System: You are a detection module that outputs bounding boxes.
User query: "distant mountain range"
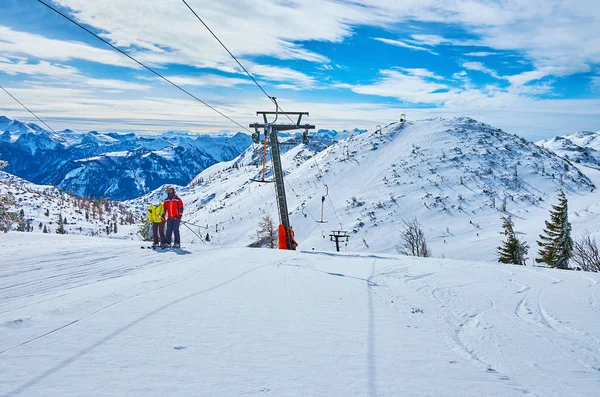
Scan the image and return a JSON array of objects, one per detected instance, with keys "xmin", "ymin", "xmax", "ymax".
[{"xmin": 0, "ymin": 116, "xmax": 252, "ymax": 199}]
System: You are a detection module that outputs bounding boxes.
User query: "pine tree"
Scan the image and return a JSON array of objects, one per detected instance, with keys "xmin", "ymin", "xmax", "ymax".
[
  {"xmin": 0, "ymin": 191, "xmax": 19, "ymax": 232},
  {"xmin": 536, "ymin": 190, "xmax": 573, "ymax": 269},
  {"xmin": 138, "ymin": 221, "xmax": 153, "ymax": 241},
  {"xmin": 497, "ymin": 216, "xmax": 529, "ymax": 265},
  {"xmin": 16, "ymin": 209, "xmax": 26, "ymax": 232},
  {"xmin": 43, "ymin": 225, "xmax": 48, "ymax": 233},
  {"xmin": 56, "ymin": 212, "xmax": 66, "ymax": 234}
]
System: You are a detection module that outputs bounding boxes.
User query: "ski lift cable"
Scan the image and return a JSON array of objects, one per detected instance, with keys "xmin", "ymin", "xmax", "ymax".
[
  {"xmin": 283, "ymin": 175, "xmax": 324, "ymax": 231},
  {"xmin": 179, "ymin": 0, "xmax": 298, "ymax": 126},
  {"xmin": 0, "ymin": 85, "xmax": 58, "ymax": 134},
  {"xmin": 36, "ymin": 0, "xmax": 251, "ymax": 134}
]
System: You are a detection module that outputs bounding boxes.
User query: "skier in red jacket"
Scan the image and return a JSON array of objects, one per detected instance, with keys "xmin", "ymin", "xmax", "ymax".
[{"xmin": 162, "ymin": 187, "xmax": 184, "ymax": 248}]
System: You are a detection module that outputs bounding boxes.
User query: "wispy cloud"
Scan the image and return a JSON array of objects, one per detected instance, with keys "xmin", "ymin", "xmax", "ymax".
[
  {"xmin": 462, "ymin": 61, "xmax": 500, "ymax": 79},
  {"xmin": 0, "ymin": 57, "xmax": 149, "ymax": 91},
  {"xmin": 464, "ymin": 52, "xmax": 498, "ymax": 57},
  {"xmin": 373, "ymin": 38, "xmax": 439, "ymax": 55},
  {"xmin": 166, "ymin": 75, "xmax": 253, "ymax": 88},
  {"xmin": 248, "ymin": 64, "xmax": 318, "ymax": 89},
  {"xmin": 407, "ymin": 34, "xmax": 447, "ymax": 46},
  {"xmin": 341, "ymin": 69, "xmax": 450, "ymax": 103},
  {"xmin": 0, "ymin": 58, "xmax": 77, "ymax": 77},
  {"xmin": 0, "ymin": 26, "xmax": 135, "ymax": 68}
]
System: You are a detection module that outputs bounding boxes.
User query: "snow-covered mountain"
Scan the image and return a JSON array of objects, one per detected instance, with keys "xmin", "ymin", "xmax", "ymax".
[
  {"xmin": 0, "ymin": 170, "xmax": 140, "ymax": 237},
  {"xmin": 131, "ymin": 117, "xmax": 598, "ymax": 261},
  {"xmin": 537, "ymin": 131, "xmax": 600, "ymax": 169},
  {"xmin": 0, "ymin": 116, "xmax": 252, "ymax": 199}
]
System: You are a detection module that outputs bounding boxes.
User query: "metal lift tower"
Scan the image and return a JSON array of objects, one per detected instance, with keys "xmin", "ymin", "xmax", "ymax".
[{"xmin": 250, "ymin": 98, "xmax": 315, "ymax": 250}]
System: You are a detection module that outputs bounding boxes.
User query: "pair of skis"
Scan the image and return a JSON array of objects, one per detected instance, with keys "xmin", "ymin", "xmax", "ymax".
[{"xmin": 140, "ymin": 245, "xmax": 184, "ymax": 249}]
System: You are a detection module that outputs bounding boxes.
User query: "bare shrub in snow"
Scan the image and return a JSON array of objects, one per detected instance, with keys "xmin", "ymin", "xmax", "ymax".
[
  {"xmin": 572, "ymin": 233, "xmax": 600, "ymax": 272},
  {"xmin": 396, "ymin": 218, "xmax": 431, "ymax": 257},
  {"xmin": 250, "ymin": 215, "xmax": 276, "ymax": 248}
]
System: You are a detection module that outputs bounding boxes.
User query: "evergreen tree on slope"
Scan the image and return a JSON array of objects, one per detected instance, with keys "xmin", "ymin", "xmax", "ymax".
[
  {"xmin": 536, "ymin": 190, "xmax": 573, "ymax": 269},
  {"xmin": 497, "ymin": 216, "xmax": 529, "ymax": 265},
  {"xmin": 0, "ymin": 159, "xmax": 19, "ymax": 232}
]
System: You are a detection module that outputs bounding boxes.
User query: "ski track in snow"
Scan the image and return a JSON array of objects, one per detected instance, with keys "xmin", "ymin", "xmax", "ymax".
[{"xmin": 371, "ymin": 260, "xmax": 600, "ymax": 397}]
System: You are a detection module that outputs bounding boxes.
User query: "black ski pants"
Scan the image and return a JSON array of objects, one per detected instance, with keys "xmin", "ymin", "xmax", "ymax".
[
  {"xmin": 165, "ymin": 218, "xmax": 181, "ymax": 245},
  {"xmin": 152, "ymin": 222, "xmax": 165, "ymax": 246}
]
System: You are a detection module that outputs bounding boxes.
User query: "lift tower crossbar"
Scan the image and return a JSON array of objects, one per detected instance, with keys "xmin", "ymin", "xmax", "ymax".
[{"xmin": 250, "ymin": 105, "xmax": 315, "ymax": 250}]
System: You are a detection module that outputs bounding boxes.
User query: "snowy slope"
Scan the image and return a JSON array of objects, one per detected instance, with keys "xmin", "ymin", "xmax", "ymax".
[
  {"xmin": 0, "ymin": 171, "xmax": 139, "ymax": 237},
  {"xmin": 1, "ymin": 233, "xmax": 599, "ymax": 397},
  {"xmin": 537, "ymin": 131, "xmax": 600, "ymax": 170},
  {"xmin": 131, "ymin": 117, "xmax": 598, "ymax": 262}
]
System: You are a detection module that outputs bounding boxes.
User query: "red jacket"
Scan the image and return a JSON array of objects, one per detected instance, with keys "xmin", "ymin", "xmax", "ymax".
[{"xmin": 164, "ymin": 194, "xmax": 184, "ymax": 218}]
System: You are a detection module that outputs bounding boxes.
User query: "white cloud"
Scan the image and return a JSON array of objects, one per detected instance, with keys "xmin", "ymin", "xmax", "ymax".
[
  {"xmin": 167, "ymin": 75, "xmax": 253, "ymax": 88},
  {"xmin": 462, "ymin": 61, "xmax": 500, "ymax": 78},
  {"xmin": 248, "ymin": 64, "xmax": 317, "ymax": 88},
  {"xmin": 0, "ymin": 59, "xmax": 77, "ymax": 77},
  {"xmin": 464, "ymin": 52, "xmax": 497, "ymax": 57},
  {"xmin": 373, "ymin": 38, "xmax": 439, "ymax": 55},
  {"xmin": 407, "ymin": 34, "xmax": 447, "ymax": 46},
  {"xmin": 452, "ymin": 71, "xmax": 468, "ymax": 80},
  {"xmin": 340, "ymin": 67, "xmax": 554, "ymax": 109},
  {"xmin": 0, "ymin": 57, "xmax": 149, "ymax": 91},
  {"xmin": 52, "ymin": 0, "xmax": 366, "ymax": 65},
  {"xmin": 0, "ymin": 26, "xmax": 135, "ymax": 68},
  {"xmin": 398, "ymin": 68, "xmax": 445, "ymax": 80},
  {"xmin": 344, "ymin": 69, "xmax": 450, "ymax": 104}
]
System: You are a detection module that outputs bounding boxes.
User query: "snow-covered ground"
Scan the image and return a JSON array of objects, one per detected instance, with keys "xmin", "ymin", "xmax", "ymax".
[{"xmin": 1, "ymin": 233, "xmax": 599, "ymax": 397}]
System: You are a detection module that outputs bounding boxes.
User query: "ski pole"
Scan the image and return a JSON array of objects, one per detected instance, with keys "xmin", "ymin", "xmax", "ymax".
[
  {"xmin": 182, "ymin": 221, "xmax": 205, "ymax": 243},
  {"xmin": 181, "ymin": 220, "xmax": 209, "ymax": 229}
]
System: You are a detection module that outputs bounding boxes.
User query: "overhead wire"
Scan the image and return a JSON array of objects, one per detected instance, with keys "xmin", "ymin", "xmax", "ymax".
[
  {"xmin": 178, "ymin": 0, "xmax": 299, "ymax": 126},
  {"xmin": 0, "ymin": 85, "xmax": 58, "ymax": 134},
  {"xmin": 36, "ymin": 0, "xmax": 251, "ymax": 134}
]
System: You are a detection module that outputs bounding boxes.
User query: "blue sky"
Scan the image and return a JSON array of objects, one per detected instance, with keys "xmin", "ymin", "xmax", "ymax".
[{"xmin": 0, "ymin": 0, "xmax": 599, "ymax": 140}]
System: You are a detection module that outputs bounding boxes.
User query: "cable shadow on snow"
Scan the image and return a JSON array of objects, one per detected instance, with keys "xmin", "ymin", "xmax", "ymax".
[
  {"xmin": 4, "ymin": 257, "xmax": 290, "ymax": 397},
  {"xmin": 367, "ymin": 259, "xmax": 379, "ymax": 397}
]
